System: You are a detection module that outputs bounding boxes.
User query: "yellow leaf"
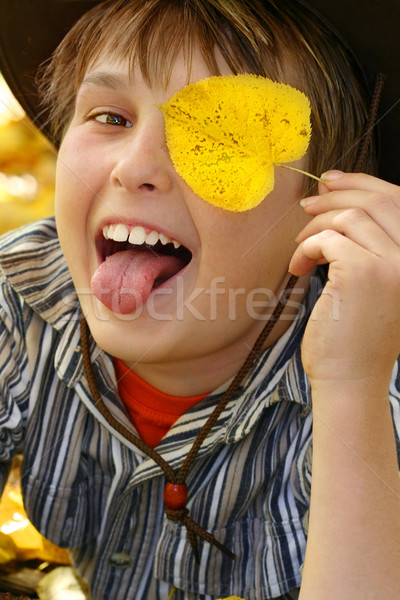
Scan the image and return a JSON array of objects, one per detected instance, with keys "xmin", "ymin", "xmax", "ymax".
[{"xmin": 160, "ymin": 74, "xmax": 311, "ymax": 212}]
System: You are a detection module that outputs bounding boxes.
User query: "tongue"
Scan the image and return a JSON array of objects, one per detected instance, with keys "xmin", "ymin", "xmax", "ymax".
[{"xmin": 91, "ymin": 249, "xmax": 185, "ymax": 314}]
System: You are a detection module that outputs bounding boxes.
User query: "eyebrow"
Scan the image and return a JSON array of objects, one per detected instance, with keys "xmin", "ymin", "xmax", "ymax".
[{"xmin": 80, "ymin": 71, "xmax": 131, "ymax": 91}]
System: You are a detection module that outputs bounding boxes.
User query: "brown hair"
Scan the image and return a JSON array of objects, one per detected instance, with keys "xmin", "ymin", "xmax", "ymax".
[{"xmin": 39, "ymin": 0, "xmax": 376, "ymax": 186}]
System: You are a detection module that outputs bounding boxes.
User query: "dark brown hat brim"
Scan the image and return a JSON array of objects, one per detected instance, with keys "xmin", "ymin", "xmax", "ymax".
[{"xmin": 0, "ymin": 0, "xmax": 399, "ymax": 184}]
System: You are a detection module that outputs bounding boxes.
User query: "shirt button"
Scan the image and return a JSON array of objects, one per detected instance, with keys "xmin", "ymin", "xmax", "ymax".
[{"xmin": 110, "ymin": 552, "xmax": 132, "ymax": 568}]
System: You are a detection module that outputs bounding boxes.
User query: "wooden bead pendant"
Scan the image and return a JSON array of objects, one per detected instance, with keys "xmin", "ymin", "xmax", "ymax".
[{"xmin": 163, "ymin": 482, "xmax": 188, "ymax": 510}]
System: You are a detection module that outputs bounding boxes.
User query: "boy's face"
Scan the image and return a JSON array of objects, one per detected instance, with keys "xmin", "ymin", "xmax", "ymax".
[{"xmin": 55, "ymin": 46, "xmax": 310, "ymax": 393}]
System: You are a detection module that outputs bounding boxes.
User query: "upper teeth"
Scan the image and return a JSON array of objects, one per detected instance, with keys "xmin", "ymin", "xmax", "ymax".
[{"xmin": 103, "ymin": 224, "xmax": 181, "ymax": 249}]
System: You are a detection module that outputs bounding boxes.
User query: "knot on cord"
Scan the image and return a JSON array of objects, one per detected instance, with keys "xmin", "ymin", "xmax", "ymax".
[
  {"xmin": 163, "ymin": 481, "xmax": 235, "ymax": 564},
  {"xmin": 164, "ymin": 506, "xmax": 190, "ymax": 522}
]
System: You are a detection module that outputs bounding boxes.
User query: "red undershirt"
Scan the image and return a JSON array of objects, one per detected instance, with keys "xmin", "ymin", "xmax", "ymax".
[{"xmin": 114, "ymin": 358, "xmax": 208, "ymax": 448}]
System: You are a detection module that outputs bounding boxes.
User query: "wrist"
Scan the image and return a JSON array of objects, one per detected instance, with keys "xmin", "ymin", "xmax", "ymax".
[
  {"xmin": 309, "ymin": 375, "xmax": 391, "ymax": 405},
  {"xmin": 309, "ymin": 381, "xmax": 393, "ymax": 456}
]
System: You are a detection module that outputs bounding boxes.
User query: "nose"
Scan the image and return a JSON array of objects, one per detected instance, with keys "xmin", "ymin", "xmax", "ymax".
[{"xmin": 110, "ymin": 112, "xmax": 174, "ymax": 194}]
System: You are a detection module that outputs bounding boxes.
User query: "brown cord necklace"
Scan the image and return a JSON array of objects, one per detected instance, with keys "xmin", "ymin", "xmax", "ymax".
[
  {"xmin": 353, "ymin": 73, "xmax": 385, "ymax": 172},
  {"xmin": 79, "ymin": 273, "xmax": 298, "ymax": 564}
]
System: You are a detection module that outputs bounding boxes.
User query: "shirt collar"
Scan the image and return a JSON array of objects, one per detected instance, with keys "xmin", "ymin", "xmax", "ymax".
[
  {"xmin": 0, "ymin": 217, "xmax": 78, "ymax": 329},
  {"xmin": 0, "ymin": 218, "xmax": 97, "ymax": 385}
]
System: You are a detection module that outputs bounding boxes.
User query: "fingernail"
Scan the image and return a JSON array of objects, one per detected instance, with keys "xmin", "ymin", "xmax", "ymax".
[
  {"xmin": 300, "ymin": 196, "xmax": 318, "ymax": 208},
  {"xmin": 321, "ymin": 170, "xmax": 344, "ymax": 181}
]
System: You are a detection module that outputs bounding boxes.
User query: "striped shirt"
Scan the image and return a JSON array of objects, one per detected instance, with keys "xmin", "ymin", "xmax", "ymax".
[{"xmin": 0, "ymin": 218, "xmax": 399, "ymax": 600}]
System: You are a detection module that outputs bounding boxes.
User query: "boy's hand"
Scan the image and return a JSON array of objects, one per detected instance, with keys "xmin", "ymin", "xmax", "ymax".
[{"xmin": 289, "ymin": 171, "xmax": 400, "ymax": 393}]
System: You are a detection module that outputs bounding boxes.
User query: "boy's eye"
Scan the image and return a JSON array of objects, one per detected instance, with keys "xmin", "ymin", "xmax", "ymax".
[{"xmin": 93, "ymin": 112, "xmax": 133, "ymax": 128}]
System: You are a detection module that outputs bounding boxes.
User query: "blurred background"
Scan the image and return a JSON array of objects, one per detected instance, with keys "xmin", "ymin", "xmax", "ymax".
[
  {"xmin": 0, "ymin": 72, "xmax": 56, "ymax": 236},
  {"xmin": 0, "ymin": 74, "xmax": 78, "ymax": 598}
]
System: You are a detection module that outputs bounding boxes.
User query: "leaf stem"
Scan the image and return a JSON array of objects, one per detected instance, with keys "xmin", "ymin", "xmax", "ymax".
[{"xmin": 277, "ymin": 163, "xmax": 322, "ymax": 182}]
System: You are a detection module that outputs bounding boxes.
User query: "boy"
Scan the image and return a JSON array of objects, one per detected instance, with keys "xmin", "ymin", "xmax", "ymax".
[{"xmin": 0, "ymin": 1, "xmax": 400, "ymax": 599}]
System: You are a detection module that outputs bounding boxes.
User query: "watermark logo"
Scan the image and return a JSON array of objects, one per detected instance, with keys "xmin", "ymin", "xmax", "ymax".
[{"xmin": 63, "ymin": 274, "xmax": 340, "ymax": 323}]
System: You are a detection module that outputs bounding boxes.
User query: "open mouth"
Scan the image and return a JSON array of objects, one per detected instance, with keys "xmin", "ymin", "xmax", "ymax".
[
  {"xmin": 92, "ymin": 223, "xmax": 193, "ymax": 314},
  {"xmin": 98, "ymin": 223, "xmax": 192, "ymax": 287}
]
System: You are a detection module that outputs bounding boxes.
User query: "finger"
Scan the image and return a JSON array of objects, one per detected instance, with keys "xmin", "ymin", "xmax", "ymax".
[
  {"xmin": 300, "ymin": 184, "xmax": 400, "ymax": 216},
  {"xmin": 318, "ymin": 170, "xmax": 400, "ymax": 196},
  {"xmin": 289, "ymin": 229, "xmax": 343, "ymax": 276},
  {"xmin": 296, "ymin": 206, "xmax": 400, "ymax": 253},
  {"xmin": 302, "ymin": 187, "xmax": 400, "ymax": 217},
  {"xmin": 299, "ymin": 181, "xmax": 400, "ymax": 247},
  {"xmin": 289, "ymin": 229, "xmax": 371, "ymax": 277},
  {"xmin": 302, "ymin": 185, "xmax": 400, "ymax": 227},
  {"xmin": 290, "ymin": 228, "xmax": 400, "ymax": 307}
]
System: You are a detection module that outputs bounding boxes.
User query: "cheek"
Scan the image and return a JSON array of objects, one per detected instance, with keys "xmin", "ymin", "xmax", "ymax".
[
  {"xmin": 55, "ymin": 134, "xmax": 108, "ymax": 255},
  {"xmin": 55, "ymin": 136, "xmax": 98, "ymax": 277},
  {"xmin": 193, "ymin": 220, "xmax": 265, "ymax": 296},
  {"xmin": 56, "ymin": 128, "xmax": 111, "ymax": 208},
  {"xmin": 56, "ymin": 135, "xmax": 93, "ymax": 209},
  {"xmin": 196, "ymin": 198, "xmax": 303, "ymax": 294}
]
